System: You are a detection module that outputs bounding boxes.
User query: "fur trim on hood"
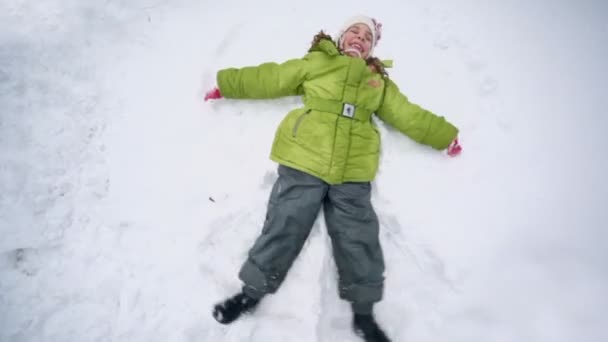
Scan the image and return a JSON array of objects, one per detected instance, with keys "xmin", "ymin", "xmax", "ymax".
[{"xmin": 308, "ymin": 31, "xmax": 389, "ymax": 78}]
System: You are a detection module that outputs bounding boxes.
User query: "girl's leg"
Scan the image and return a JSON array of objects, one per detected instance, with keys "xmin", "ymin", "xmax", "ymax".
[
  {"xmin": 323, "ymin": 182, "xmax": 385, "ymax": 314},
  {"xmin": 323, "ymin": 182, "xmax": 391, "ymax": 340},
  {"xmin": 239, "ymin": 165, "xmax": 328, "ymax": 299}
]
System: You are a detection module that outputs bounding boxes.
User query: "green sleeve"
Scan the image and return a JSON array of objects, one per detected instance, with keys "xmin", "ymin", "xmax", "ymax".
[
  {"xmin": 216, "ymin": 55, "xmax": 310, "ymax": 99},
  {"xmin": 376, "ymin": 79, "xmax": 459, "ymax": 150}
]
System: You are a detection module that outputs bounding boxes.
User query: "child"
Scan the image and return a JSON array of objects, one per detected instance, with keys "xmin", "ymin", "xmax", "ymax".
[{"xmin": 204, "ymin": 15, "xmax": 461, "ymax": 342}]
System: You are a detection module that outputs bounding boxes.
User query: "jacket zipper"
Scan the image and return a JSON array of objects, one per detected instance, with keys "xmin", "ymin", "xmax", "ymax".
[{"xmin": 292, "ymin": 109, "xmax": 311, "ymax": 137}]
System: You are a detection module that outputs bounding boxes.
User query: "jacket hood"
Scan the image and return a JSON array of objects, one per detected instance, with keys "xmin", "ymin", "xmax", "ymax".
[
  {"xmin": 308, "ymin": 31, "xmax": 392, "ymax": 76},
  {"xmin": 308, "ymin": 32, "xmax": 341, "ymax": 56}
]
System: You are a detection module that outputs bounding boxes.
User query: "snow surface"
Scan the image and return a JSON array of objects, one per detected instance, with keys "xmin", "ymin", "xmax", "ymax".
[{"xmin": 1, "ymin": 0, "xmax": 607, "ymax": 341}]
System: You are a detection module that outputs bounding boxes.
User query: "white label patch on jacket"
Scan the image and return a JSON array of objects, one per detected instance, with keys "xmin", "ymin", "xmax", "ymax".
[{"xmin": 342, "ymin": 103, "xmax": 355, "ymax": 118}]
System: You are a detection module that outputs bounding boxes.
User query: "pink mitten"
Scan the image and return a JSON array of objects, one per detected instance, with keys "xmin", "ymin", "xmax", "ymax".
[
  {"xmin": 447, "ymin": 138, "xmax": 462, "ymax": 157},
  {"xmin": 204, "ymin": 87, "xmax": 223, "ymax": 101}
]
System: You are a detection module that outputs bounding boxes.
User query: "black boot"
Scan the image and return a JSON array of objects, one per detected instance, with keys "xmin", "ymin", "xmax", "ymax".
[
  {"xmin": 353, "ymin": 313, "xmax": 391, "ymax": 342},
  {"xmin": 212, "ymin": 292, "xmax": 260, "ymax": 324}
]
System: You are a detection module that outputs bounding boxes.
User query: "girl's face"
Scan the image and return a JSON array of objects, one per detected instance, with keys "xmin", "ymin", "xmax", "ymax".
[{"xmin": 341, "ymin": 23, "xmax": 373, "ymax": 59}]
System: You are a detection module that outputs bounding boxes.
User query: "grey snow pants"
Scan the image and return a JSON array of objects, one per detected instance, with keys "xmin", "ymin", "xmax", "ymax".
[{"xmin": 239, "ymin": 165, "xmax": 385, "ymax": 313}]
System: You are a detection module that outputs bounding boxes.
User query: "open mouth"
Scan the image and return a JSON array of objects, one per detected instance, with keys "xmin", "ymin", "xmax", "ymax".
[{"xmin": 349, "ymin": 42, "xmax": 363, "ymax": 53}]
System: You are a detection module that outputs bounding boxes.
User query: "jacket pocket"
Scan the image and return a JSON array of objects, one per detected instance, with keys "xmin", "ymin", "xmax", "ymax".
[{"xmin": 292, "ymin": 109, "xmax": 311, "ymax": 137}]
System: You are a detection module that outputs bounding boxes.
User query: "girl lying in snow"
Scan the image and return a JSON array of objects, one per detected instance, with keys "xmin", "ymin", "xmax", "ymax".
[{"xmin": 204, "ymin": 15, "xmax": 461, "ymax": 342}]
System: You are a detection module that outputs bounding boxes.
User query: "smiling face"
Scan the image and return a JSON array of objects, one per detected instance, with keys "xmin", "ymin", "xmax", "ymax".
[{"xmin": 340, "ymin": 23, "xmax": 373, "ymax": 59}]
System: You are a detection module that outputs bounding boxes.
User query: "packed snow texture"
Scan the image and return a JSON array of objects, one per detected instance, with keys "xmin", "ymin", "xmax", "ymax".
[{"xmin": 1, "ymin": 0, "xmax": 607, "ymax": 341}]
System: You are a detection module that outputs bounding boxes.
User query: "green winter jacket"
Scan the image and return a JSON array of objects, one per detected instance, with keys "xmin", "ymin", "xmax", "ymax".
[{"xmin": 217, "ymin": 38, "xmax": 458, "ymax": 184}]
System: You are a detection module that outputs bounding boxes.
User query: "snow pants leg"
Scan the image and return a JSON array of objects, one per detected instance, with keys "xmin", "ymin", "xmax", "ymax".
[
  {"xmin": 239, "ymin": 165, "xmax": 328, "ymax": 299},
  {"xmin": 324, "ymin": 182, "xmax": 385, "ymax": 314}
]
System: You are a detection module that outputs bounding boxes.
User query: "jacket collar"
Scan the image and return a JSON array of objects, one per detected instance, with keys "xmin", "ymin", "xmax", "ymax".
[
  {"xmin": 310, "ymin": 38, "xmax": 393, "ymax": 69},
  {"xmin": 309, "ymin": 38, "xmax": 340, "ymax": 56}
]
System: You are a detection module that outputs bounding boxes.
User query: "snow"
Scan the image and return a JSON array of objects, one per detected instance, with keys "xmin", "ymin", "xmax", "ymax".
[{"xmin": 1, "ymin": 0, "xmax": 607, "ymax": 341}]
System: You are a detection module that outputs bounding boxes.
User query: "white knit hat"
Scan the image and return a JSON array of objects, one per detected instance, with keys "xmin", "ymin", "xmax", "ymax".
[{"xmin": 335, "ymin": 15, "xmax": 383, "ymax": 56}]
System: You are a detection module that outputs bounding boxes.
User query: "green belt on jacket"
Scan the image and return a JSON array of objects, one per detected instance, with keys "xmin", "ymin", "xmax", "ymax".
[{"xmin": 303, "ymin": 97, "xmax": 374, "ymax": 122}]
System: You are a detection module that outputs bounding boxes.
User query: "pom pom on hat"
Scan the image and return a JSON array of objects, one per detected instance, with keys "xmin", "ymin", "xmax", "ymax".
[{"xmin": 335, "ymin": 15, "xmax": 383, "ymax": 56}]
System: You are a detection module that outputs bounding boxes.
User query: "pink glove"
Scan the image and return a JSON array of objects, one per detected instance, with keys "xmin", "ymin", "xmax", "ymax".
[
  {"xmin": 447, "ymin": 138, "xmax": 462, "ymax": 157},
  {"xmin": 204, "ymin": 87, "xmax": 223, "ymax": 101}
]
